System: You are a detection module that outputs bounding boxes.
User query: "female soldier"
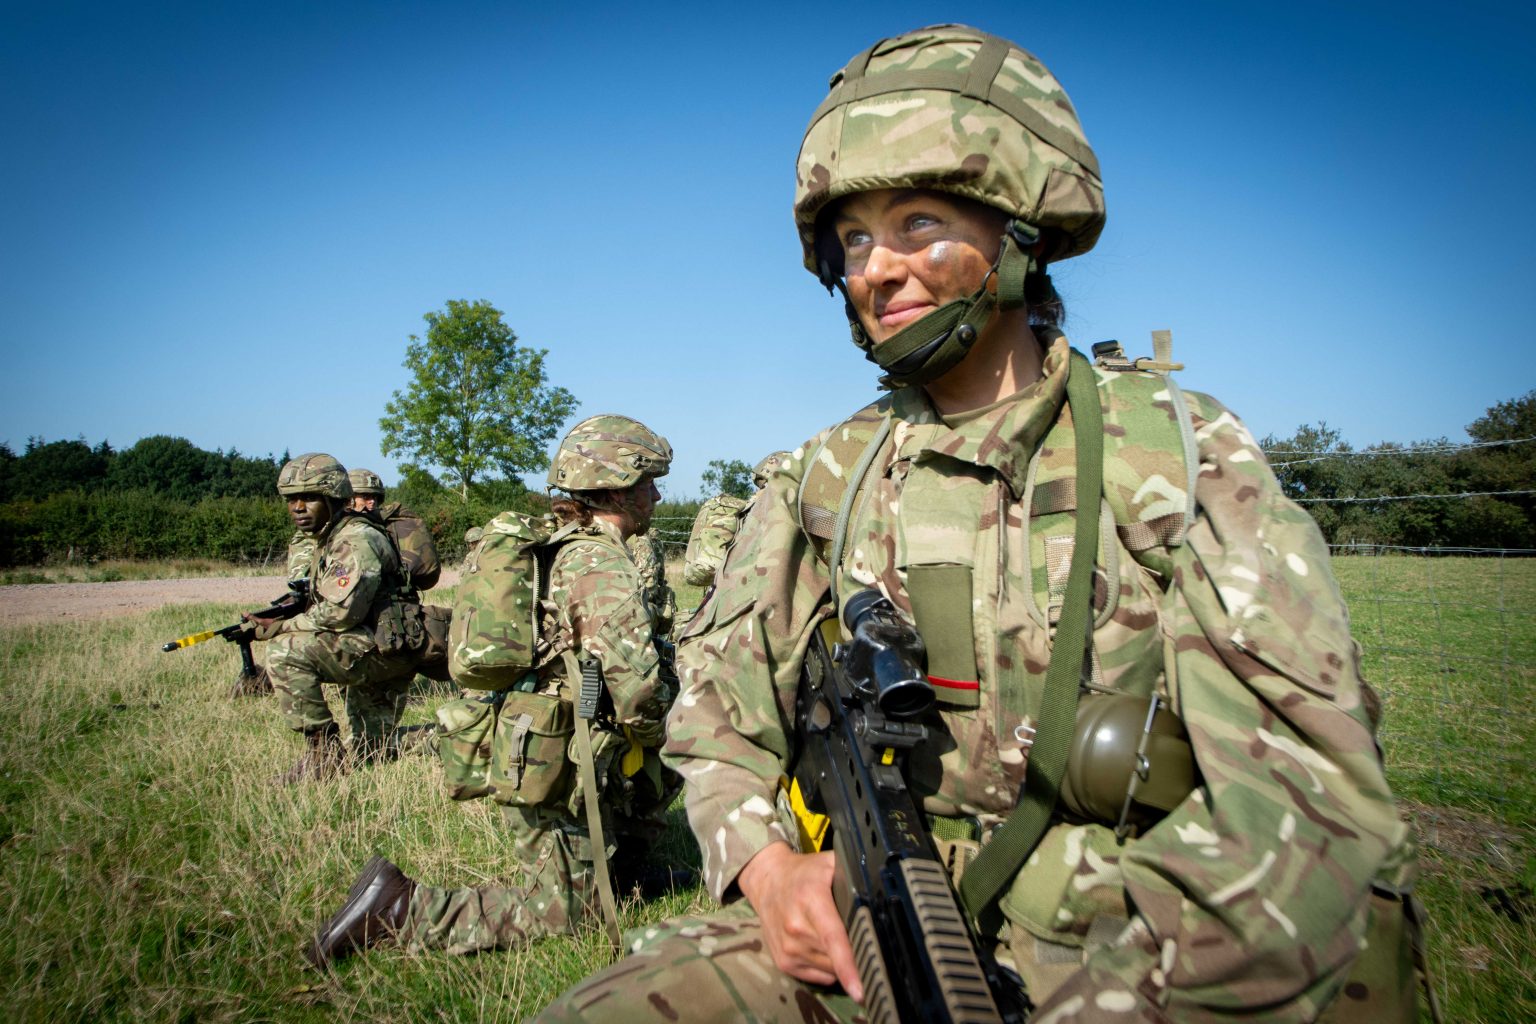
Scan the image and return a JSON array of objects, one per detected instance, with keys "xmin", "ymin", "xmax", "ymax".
[
  {"xmin": 306, "ymin": 414, "xmax": 681, "ymax": 964},
  {"xmin": 539, "ymin": 25, "xmax": 1423, "ymax": 1024}
]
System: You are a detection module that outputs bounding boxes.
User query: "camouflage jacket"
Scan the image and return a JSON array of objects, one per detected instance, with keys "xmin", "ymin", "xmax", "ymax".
[
  {"xmin": 285, "ymin": 512, "xmax": 401, "ymax": 635},
  {"xmin": 626, "ymin": 530, "xmax": 676, "ymax": 637},
  {"xmin": 286, "ymin": 530, "xmax": 317, "ymax": 582},
  {"xmin": 549, "ymin": 520, "xmax": 669, "ymax": 741},
  {"xmin": 667, "ymin": 337, "xmax": 1412, "ymax": 1019}
]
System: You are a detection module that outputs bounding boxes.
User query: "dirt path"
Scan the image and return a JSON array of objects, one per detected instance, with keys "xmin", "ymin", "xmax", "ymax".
[{"xmin": 0, "ymin": 572, "xmax": 460, "ymax": 627}]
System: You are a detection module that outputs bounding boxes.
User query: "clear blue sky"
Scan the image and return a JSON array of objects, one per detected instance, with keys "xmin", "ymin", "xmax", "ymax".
[{"xmin": 3, "ymin": 0, "xmax": 1532, "ymax": 499}]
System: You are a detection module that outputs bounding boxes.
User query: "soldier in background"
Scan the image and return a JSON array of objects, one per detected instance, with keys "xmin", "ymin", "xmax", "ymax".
[
  {"xmin": 259, "ymin": 453, "xmax": 424, "ymax": 783},
  {"xmin": 347, "ymin": 468, "xmax": 442, "ymax": 592},
  {"xmin": 626, "ymin": 529, "xmax": 676, "ymax": 638},
  {"xmin": 538, "ymin": 24, "xmax": 1424, "ymax": 1024},
  {"xmin": 680, "ymin": 450, "xmax": 788, "ymax": 589},
  {"xmin": 306, "ymin": 415, "xmax": 683, "ymax": 966}
]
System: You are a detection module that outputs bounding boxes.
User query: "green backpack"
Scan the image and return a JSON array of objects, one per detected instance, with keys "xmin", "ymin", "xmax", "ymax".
[
  {"xmin": 374, "ymin": 502, "xmax": 442, "ymax": 592},
  {"xmin": 447, "ymin": 510, "xmax": 584, "ymax": 690},
  {"xmin": 683, "ymin": 494, "xmax": 750, "ymax": 586}
]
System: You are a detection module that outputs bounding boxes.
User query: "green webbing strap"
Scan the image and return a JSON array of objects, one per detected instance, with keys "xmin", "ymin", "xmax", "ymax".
[
  {"xmin": 827, "ymin": 413, "xmax": 892, "ymax": 613},
  {"xmin": 958, "ymin": 349, "xmax": 1104, "ymax": 931},
  {"xmin": 566, "ymin": 649, "xmax": 623, "ymax": 953}
]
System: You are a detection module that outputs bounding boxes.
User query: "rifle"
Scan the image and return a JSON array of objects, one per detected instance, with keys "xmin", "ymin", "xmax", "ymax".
[
  {"xmin": 159, "ymin": 580, "xmax": 310, "ymax": 677},
  {"xmin": 788, "ymin": 590, "xmax": 1023, "ymax": 1024}
]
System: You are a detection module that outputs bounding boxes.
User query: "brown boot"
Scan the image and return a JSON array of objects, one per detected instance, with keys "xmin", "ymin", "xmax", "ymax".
[
  {"xmin": 276, "ymin": 722, "xmax": 347, "ymax": 785},
  {"xmin": 307, "ymin": 855, "xmax": 416, "ymax": 968},
  {"xmin": 230, "ymin": 665, "xmax": 273, "ymax": 699}
]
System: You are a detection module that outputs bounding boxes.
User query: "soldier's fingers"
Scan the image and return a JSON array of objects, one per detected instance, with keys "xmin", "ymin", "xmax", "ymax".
[{"xmin": 809, "ymin": 894, "xmax": 862, "ymax": 1003}]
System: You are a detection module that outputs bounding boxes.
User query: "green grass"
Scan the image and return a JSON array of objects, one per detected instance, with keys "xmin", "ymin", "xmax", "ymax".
[
  {"xmin": 0, "ymin": 558, "xmax": 1529, "ymax": 1021},
  {"xmin": 0, "ymin": 557, "xmax": 283, "ymax": 585}
]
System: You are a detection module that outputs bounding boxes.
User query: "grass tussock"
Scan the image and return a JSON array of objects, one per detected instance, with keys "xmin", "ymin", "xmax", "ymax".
[{"xmin": 0, "ymin": 557, "xmax": 1529, "ymax": 1021}]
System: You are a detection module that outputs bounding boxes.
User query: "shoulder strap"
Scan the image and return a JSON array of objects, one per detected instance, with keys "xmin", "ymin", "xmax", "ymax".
[
  {"xmin": 562, "ymin": 647, "xmax": 622, "ymax": 954},
  {"xmin": 797, "ymin": 400, "xmax": 893, "ymax": 612},
  {"xmin": 959, "ymin": 348, "xmax": 1103, "ymax": 932}
]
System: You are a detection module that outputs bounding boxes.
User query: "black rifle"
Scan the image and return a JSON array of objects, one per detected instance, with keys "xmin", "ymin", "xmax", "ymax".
[
  {"xmin": 159, "ymin": 580, "xmax": 310, "ymax": 676},
  {"xmin": 789, "ymin": 590, "xmax": 1023, "ymax": 1024}
]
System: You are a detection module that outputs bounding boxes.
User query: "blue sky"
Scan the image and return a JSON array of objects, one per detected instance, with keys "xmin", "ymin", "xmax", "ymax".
[{"xmin": 3, "ymin": 0, "xmax": 1532, "ymax": 498}]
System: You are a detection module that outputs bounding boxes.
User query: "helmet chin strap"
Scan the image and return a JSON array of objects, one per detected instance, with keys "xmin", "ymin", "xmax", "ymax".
[{"xmin": 825, "ymin": 221, "xmax": 1040, "ymax": 390}]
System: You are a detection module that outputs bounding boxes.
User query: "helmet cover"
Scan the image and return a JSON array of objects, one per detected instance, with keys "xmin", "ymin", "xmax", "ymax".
[
  {"xmin": 277, "ymin": 453, "xmax": 353, "ymax": 501},
  {"xmin": 547, "ymin": 414, "xmax": 672, "ymax": 493},
  {"xmin": 795, "ymin": 24, "xmax": 1104, "ymax": 275},
  {"xmin": 347, "ymin": 468, "xmax": 386, "ymax": 497}
]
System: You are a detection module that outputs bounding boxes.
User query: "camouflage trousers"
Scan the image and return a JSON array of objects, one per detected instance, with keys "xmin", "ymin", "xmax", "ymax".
[
  {"xmin": 533, "ymin": 901, "xmax": 861, "ymax": 1024},
  {"xmin": 266, "ymin": 627, "xmax": 416, "ymax": 744},
  {"xmin": 402, "ymin": 804, "xmax": 596, "ymax": 954}
]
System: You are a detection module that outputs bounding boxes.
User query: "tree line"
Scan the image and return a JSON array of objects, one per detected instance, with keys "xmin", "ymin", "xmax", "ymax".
[
  {"xmin": 1262, "ymin": 390, "xmax": 1534, "ymax": 549},
  {"xmin": 2, "ymin": 291, "xmax": 1528, "ymax": 567}
]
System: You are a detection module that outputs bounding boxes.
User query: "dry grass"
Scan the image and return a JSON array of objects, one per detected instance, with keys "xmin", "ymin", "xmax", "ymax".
[{"xmin": 0, "ymin": 558, "xmax": 1529, "ymax": 1021}]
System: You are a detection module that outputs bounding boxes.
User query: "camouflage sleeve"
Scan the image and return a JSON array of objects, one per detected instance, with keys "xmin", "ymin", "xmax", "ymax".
[
  {"xmin": 665, "ymin": 442, "xmax": 832, "ymax": 901},
  {"xmin": 292, "ymin": 520, "xmax": 390, "ymax": 632},
  {"xmin": 286, "ymin": 531, "xmax": 316, "ymax": 582},
  {"xmin": 549, "ymin": 538, "xmax": 666, "ymax": 737},
  {"xmin": 1036, "ymin": 392, "xmax": 1409, "ymax": 1022}
]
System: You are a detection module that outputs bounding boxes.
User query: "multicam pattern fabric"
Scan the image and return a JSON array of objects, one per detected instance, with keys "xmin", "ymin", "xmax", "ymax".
[
  {"xmin": 538, "ymin": 335, "xmax": 1417, "ymax": 1021},
  {"xmin": 795, "ymin": 24, "xmax": 1105, "ymax": 270},
  {"xmin": 267, "ymin": 512, "xmax": 417, "ymax": 743},
  {"xmin": 681, "ymin": 494, "xmax": 748, "ymax": 587},
  {"xmin": 627, "ymin": 530, "xmax": 676, "ymax": 638},
  {"xmin": 549, "ymin": 414, "xmax": 673, "ymax": 492},
  {"xmin": 404, "ymin": 519, "xmax": 679, "ymax": 953},
  {"xmin": 374, "ymin": 501, "xmax": 442, "ymax": 591},
  {"xmin": 286, "ymin": 530, "xmax": 317, "ymax": 582}
]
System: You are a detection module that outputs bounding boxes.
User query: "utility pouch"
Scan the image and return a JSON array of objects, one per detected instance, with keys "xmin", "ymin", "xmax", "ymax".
[
  {"xmin": 434, "ymin": 692, "xmax": 503, "ymax": 800},
  {"xmin": 416, "ymin": 604, "xmax": 453, "ymax": 680},
  {"xmin": 489, "ymin": 689, "xmax": 574, "ymax": 808}
]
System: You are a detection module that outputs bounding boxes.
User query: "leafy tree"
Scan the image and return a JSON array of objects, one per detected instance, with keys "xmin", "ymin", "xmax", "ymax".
[
  {"xmin": 7, "ymin": 437, "xmax": 112, "ymax": 500},
  {"xmin": 379, "ymin": 300, "xmax": 578, "ymax": 502},
  {"xmin": 701, "ymin": 458, "xmax": 755, "ymax": 500},
  {"xmin": 108, "ymin": 435, "xmax": 215, "ymax": 500}
]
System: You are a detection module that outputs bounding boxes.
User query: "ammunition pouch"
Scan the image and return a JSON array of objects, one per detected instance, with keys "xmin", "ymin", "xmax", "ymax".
[
  {"xmin": 434, "ymin": 693, "xmax": 502, "ymax": 800},
  {"xmin": 489, "ymin": 689, "xmax": 575, "ymax": 808},
  {"xmin": 371, "ymin": 589, "xmax": 427, "ymax": 655}
]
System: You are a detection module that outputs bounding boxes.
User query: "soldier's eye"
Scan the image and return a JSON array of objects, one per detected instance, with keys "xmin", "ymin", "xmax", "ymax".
[{"xmin": 841, "ymin": 228, "xmax": 872, "ymax": 252}]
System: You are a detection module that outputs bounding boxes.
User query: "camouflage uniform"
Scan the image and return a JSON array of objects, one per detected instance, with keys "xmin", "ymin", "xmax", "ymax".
[
  {"xmin": 540, "ymin": 337, "xmax": 1419, "ymax": 1022},
  {"xmin": 267, "ymin": 511, "xmax": 419, "ymax": 748},
  {"xmin": 286, "ymin": 530, "xmax": 317, "ymax": 582},
  {"xmin": 402, "ymin": 518, "xmax": 677, "ymax": 953},
  {"xmin": 627, "ymin": 530, "xmax": 676, "ymax": 637}
]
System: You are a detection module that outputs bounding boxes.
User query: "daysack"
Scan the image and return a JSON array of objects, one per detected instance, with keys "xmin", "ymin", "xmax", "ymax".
[
  {"xmin": 373, "ymin": 502, "xmax": 442, "ymax": 591},
  {"xmin": 448, "ymin": 510, "xmax": 584, "ymax": 690},
  {"xmin": 683, "ymin": 494, "xmax": 750, "ymax": 586}
]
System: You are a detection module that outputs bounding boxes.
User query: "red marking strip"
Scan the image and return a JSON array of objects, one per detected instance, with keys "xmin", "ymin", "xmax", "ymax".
[{"xmin": 928, "ymin": 674, "xmax": 979, "ymax": 690}]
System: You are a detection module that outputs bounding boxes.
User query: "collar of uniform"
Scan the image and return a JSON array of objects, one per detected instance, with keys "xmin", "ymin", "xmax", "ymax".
[
  {"xmin": 584, "ymin": 517, "xmax": 629, "ymax": 550},
  {"xmin": 887, "ymin": 333, "xmax": 1072, "ymax": 500}
]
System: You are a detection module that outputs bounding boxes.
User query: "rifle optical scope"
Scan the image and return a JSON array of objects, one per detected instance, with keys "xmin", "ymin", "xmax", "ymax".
[{"xmin": 840, "ymin": 590, "xmax": 934, "ymax": 719}]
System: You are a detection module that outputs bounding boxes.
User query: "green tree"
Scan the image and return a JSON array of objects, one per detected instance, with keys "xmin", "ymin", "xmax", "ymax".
[
  {"xmin": 378, "ymin": 300, "xmax": 578, "ymax": 502},
  {"xmin": 701, "ymin": 458, "xmax": 755, "ymax": 500}
]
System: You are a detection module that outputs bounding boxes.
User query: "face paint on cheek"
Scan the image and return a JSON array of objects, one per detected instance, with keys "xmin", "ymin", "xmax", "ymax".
[{"xmin": 926, "ymin": 241, "xmax": 951, "ymax": 267}]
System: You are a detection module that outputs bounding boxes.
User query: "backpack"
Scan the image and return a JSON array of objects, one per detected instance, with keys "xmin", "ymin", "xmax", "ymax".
[
  {"xmin": 373, "ymin": 502, "xmax": 442, "ymax": 591},
  {"xmin": 448, "ymin": 510, "xmax": 585, "ymax": 690},
  {"xmin": 683, "ymin": 494, "xmax": 750, "ymax": 586}
]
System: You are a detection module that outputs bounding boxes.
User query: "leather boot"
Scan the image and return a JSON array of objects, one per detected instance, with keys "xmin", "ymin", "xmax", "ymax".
[
  {"xmin": 307, "ymin": 855, "xmax": 416, "ymax": 968},
  {"xmin": 230, "ymin": 665, "xmax": 273, "ymax": 699},
  {"xmin": 276, "ymin": 722, "xmax": 347, "ymax": 785}
]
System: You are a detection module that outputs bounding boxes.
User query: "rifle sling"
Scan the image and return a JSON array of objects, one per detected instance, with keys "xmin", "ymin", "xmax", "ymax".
[
  {"xmin": 959, "ymin": 349, "xmax": 1105, "ymax": 933},
  {"xmin": 564, "ymin": 649, "xmax": 623, "ymax": 953}
]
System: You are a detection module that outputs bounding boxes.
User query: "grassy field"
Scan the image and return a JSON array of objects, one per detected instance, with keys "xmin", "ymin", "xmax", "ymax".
[
  {"xmin": 0, "ymin": 560, "xmax": 1530, "ymax": 1022},
  {"xmin": 0, "ymin": 558, "xmax": 283, "ymax": 585}
]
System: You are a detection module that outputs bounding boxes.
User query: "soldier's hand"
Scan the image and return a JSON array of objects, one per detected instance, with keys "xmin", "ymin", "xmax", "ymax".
[
  {"xmin": 737, "ymin": 841, "xmax": 863, "ymax": 1002},
  {"xmin": 243, "ymin": 613, "xmax": 285, "ymax": 642}
]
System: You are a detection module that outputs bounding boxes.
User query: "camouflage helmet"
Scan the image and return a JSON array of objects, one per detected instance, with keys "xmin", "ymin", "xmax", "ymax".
[
  {"xmin": 752, "ymin": 451, "xmax": 790, "ymax": 489},
  {"xmin": 795, "ymin": 24, "xmax": 1104, "ymax": 275},
  {"xmin": 276, "ymin": 453, "xmax": 353, "ymax": 501},
  {"xmin": 347, "ymin": 467, "xmax": 385, "ymax": 498},
  {"xmin": 547, "ymin": 414, "xmax": 672, "ymax": 493}
]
